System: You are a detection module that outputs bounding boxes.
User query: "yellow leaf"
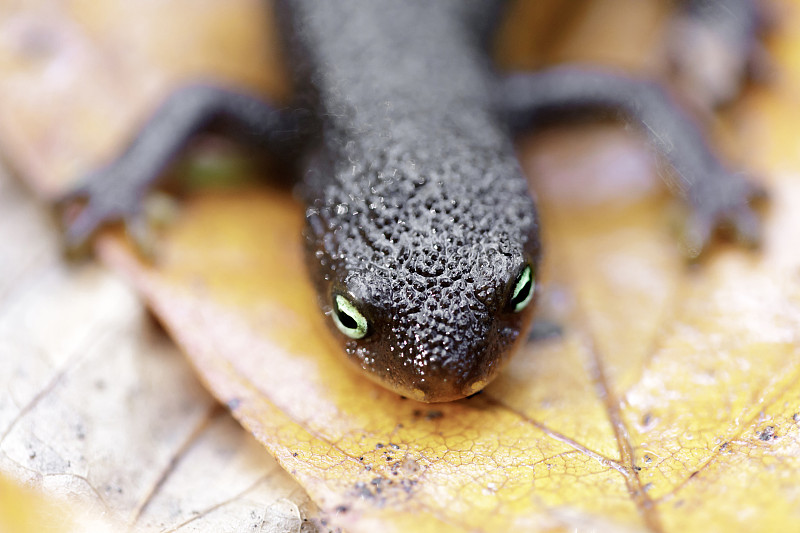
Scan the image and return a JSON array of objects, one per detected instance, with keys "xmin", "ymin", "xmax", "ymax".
[
  {"xmin": 0, "ymin": 474, "xmax": 63, "ymax": 533},
  {"xmin": 93, "ymin": 27, "xmax": 800, "ymax": 527},
  {"xmin": 0, "ymin": 473, "xmax": 116, "ymax": 533}
]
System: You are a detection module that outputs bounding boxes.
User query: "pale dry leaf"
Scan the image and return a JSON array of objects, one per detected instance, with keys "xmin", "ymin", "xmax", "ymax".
[
  {"xmin": 0, "ymin": 164, "xmax": 320, "ymax": 531},
  {"xmin": 0, "ymin": 0, "xmax": 320, "ymax": 530}
]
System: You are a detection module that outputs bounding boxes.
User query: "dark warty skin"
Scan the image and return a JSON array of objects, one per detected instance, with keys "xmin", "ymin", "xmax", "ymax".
[{"xmin": 62, "ymin": 0, "xmax": 765, "ymax": 402}]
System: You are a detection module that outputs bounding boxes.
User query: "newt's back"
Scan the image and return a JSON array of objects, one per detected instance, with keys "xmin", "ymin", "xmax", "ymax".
[{"xmin": 277, "ymin": 0, "xmax": 541, "ymax": 402}]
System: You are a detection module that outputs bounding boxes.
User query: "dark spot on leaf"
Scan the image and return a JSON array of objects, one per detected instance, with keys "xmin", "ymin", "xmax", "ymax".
[
  {"xmin": 353, "ymin": 481, "xmax": 372, "ymax": 499},
  {"xmin": 226, "ymin": 398, "xmax": 241, "ymax": 410},
  {"xmin": 399, "ymin": 456, "xmax": 420, "ymax": 475},
  {"xmin": 400, "ymin": 479, "xmax": 418, "ymax": 494},
  {"xmin": 759, "ymin": 426, "xmax": 777, "ymax": 441},
  {"xmin": 425, "ymin": 410, "xmax": 444, "ymax": 420}
]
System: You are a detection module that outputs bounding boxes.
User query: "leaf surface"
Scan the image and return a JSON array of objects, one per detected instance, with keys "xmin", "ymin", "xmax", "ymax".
[
  {"xmin": 96, "ymin": 10, "xmax": 800, "ymax": 529},
  {"xmin": 0, "ymin": 1, "xmax": 317, "ymax": 531},
  {"xmin": 2, "ymin": 0, "xmax": 800, "ymax": 532}
]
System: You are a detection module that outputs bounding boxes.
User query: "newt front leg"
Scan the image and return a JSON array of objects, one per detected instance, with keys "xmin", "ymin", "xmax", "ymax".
[
  {"xmin": 498, "ymin": 67, "xmax": 765, "ymax": 259},
  {"xmin": 60, "ymin": 85, "xmax": 301, "ymax": 250}
]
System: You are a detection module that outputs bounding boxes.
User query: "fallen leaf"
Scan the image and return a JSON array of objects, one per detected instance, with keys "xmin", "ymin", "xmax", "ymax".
[
  {"xmin": 94, "ymin": 6, "xmax": 800, "ymax": 530},
  {"xmin": 0, "ymin": 161, "xmax": 321, "ymax": 531},
  {"xmin": 93, "ymin": 129, "xmax": 800, "ymax": 532},
  {"xmin": 3, "ymin": 0, "xmax": 800, "ymax": 532},
  {"xmin": 0, "ymin": 1, "xmax": 319, "ymax": 531}
]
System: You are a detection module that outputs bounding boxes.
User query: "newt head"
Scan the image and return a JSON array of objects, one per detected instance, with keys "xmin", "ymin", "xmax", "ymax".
[{"xmin": 304, "ymin": 144, "xmax": 541, "ymax": 402}]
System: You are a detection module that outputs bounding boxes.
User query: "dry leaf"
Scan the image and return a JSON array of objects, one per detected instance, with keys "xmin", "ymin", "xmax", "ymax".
[
  {"xmin": 3, "ymin": 0, "xmax": 800, "ymax": 532},
  {"xmin": 0, "ymin": 1, "xmax": 319, "ymax": 531},
  {"xmin": 95, "ymin": 8, "xmax": 800, "ymax": 531},
  {"xmin": 0, "ymin": 162, "xmax": 321, "ymax": 531},
  {"xmin": 93, "ymin": 121, "xmax": 800, "ymax": 531}
]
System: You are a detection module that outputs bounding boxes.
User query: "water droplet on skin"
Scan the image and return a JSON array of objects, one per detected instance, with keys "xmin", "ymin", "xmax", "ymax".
[
  {"xmin": 408, "ymin": 388, "xmax": 427, "ymax": 402},
  {"xmin": 469, "ymin": 379, "xmax": 488, "ymax": 395}
]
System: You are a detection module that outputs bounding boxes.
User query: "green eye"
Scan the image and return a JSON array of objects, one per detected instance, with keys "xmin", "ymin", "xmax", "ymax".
[
  {"xmin": 510, "ymin": 264, "xmax": 535, "ymax": 313},
  {"xmin": 332, "ymin": 294, "xmax": 369, "ymax": 339}
]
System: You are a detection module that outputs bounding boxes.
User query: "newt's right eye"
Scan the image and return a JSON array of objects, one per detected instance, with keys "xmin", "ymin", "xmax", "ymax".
[
  {"xmin": 509, "ymin": 264, "xmax": 535, "ymax": 313},
  {"xmin": 332, "ymin": 294, "xmax": 369, "ymax": 339}
]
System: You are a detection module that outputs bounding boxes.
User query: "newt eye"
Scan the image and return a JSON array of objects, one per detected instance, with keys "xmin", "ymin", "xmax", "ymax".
[
  {"xmin": 332, "ymin": 294, "xmax": 369, "ymax": 339},
  {"xmin": 509, "ymin": 264, "xmax": 535, "ymax": 313}
]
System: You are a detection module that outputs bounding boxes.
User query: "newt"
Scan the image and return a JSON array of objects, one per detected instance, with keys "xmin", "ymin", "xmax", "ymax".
[{"xmin": 62, "ymin": 0, "xmax": 765, "ymax": 402}]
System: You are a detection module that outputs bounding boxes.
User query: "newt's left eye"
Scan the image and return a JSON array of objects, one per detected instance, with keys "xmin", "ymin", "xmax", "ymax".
[
  {"xmin": 509, "ymin": 264, "xmax": 535, "ymax": 313},
  {"xmin": 332, "ymin": 294, "xmax": 369, "ymax": 339}
]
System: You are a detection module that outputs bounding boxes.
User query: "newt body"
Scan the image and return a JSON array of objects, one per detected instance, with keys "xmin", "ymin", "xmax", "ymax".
[{"xmin": 65, "ymin": 0, "xmax": 765, "ymax": 402}]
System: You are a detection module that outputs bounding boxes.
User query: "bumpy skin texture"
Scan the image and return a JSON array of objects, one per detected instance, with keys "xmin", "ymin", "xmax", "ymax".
[
  {"xmin": 62, "ymin": 0, "xmax": 764, "ymax": 403},
  {"xmin": 278, "ymin": 0, "xmax": 540, "ymax": 401}
]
